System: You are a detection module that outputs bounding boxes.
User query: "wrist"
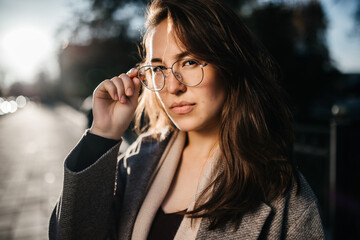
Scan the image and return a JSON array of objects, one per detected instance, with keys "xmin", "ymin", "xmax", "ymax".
[{"xmin": 89, "ymin": 126, "xmax": 123, "ymax": 141}]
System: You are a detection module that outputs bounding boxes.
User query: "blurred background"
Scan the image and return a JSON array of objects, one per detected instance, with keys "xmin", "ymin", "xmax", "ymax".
[{"xmin": 0, "ymin": 0, "xmax": 359, "ymax": 239}]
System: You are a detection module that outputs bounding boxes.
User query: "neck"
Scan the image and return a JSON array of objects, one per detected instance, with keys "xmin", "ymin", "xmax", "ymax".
[{"xmin": 184, "ymin": 126, "xmax": 220, "ymax": 159}]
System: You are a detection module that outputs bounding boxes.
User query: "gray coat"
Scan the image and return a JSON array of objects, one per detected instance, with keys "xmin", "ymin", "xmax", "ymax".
[{"xmin": 49, "ymin": 132, "xmax": 325, "ymax": 239}]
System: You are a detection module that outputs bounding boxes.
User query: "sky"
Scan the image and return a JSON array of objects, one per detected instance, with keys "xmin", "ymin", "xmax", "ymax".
[
  {"xmin": 322, "ymin": 0, "xmax": 360, "ymax": 73},
  {"xmin": 0, "ymin": 0, "xmax": 359, "ymax": 87}
]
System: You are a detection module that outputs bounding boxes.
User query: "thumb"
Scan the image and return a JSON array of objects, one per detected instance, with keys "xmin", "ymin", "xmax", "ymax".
[
  {"xmin": 133, "ymin": 76, "xmax": 142, "ymax": 98},
  {"xmin": 127, "ymin": 75, "xmax": 142, "ymax": 107},
  {"xmin": 126, "ymin": 67, "xmax": 138, "ymax": 78}
]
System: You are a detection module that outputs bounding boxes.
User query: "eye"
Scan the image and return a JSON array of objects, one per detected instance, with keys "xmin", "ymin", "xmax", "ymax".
[
  {"xmin": 183, "ymin": 60, "xmax": 199, "ymax": 67},
  {"xmin": 153, "ymin": 65, "xmax": 166, "ymax": 72}
]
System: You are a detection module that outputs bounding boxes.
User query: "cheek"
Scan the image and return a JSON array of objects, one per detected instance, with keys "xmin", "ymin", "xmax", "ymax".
[
  {"xmin": 201, "ymin": 68, "xmax": 224, "ymax": 94},
  {"xmin": 157, "ymin": 92, "xmax": 169, "ymax": 106},
  {"xmin": 201, "ymin": 77, "xmax": 226, "ymax": 106}
]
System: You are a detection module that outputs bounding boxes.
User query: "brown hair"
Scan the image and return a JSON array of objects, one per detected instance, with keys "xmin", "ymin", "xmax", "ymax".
[{"xmin": 135, "ymin": 0, "xmax": 298, "ymax": 229}]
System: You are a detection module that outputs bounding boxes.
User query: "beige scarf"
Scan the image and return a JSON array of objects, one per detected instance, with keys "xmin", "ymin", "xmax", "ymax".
[{"xmin": 131, "ymin": 130, "xmax": 218, "ymax": 240}]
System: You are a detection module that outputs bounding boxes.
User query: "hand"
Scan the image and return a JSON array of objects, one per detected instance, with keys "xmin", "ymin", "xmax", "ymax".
[{"xmin": 89, "ymin": 68, "xmax": 141, "ymax": 140}]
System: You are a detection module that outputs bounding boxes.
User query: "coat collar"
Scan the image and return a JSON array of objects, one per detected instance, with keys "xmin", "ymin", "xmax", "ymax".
[
  {"xmin": 116, "ymin": 130, "xmax": 174, "ymax": 240},
  {"xmin": 132, "ymin": 131, "xmax": 185, "ymax": 239}
]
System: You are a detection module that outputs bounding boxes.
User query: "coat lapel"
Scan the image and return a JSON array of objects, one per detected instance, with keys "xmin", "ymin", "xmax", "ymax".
[
  {"xmin": 116, "ymin": 132, "xmax": 173, "ymax": 240},
  {"xmin": 132, "ymin": 131, "xmax": 185, "ymax": 239}
]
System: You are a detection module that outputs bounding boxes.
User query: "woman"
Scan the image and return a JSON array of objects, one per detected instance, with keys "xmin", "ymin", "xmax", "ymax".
[{"xmin": 49, "ymin": 0, "xmax": 325, "ymax": 239}]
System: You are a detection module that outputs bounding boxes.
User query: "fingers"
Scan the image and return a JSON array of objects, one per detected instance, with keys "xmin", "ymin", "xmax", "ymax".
[
  {"xmin": 111, "ymin": 75, "xmax": 133, "ymax": 104},
  {"xmin": 127, "ymin": 68, "xmax": 142, "ymax": 98},
  {"xmin": 96, "ymin": 79, "xmax": 119, "ymax": 100},
  {"xmin": 133, "ymin": 76, "xmax": 141, "ymax": 97},
  {"xmin": 119, "ymin": 73, "xmax": 134, "ymax": 96},
  {"xmin": 108, "ymin": 68, "xmax": 139, "ymax": 104},
  {"xmin": 94, "ymin": 68, "xmax": 140, "ymax": 104},
  {"xmin": 111, "ymin": 76, "xmax": 126, "ymax": 103}
]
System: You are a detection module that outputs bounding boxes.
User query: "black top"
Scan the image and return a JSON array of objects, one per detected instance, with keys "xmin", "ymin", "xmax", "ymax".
[
  {"xmin": 147, "ymin": 207, "xmax": 184, "ymax": 240},
  {"xmin": 74, "ymin": 131, "xmax": 119, "ymax": 171}
]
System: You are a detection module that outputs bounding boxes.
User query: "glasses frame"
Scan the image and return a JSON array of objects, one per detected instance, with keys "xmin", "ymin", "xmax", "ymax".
[{"xmin": 138, "ymin": 59, "xmax": 208, "ymax": 92}]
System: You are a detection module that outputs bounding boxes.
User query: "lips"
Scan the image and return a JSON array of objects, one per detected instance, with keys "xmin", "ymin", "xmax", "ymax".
[{"xmin": 170, "ymin": 101, "xmax": 196, "ymax": 114}]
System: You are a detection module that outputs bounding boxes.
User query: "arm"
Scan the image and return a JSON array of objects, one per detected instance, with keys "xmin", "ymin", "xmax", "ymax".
[
  {"xmin": 49, "ymin": 68, "xmax": 141, "ymax": 239},
  {"xmin": 49, "ymin": 131, "xmax": 121, "ymax": 240}
]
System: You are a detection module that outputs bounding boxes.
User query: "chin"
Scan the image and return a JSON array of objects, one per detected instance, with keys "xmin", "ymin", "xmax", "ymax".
[{"xmin": 171, "ymin": 119, "xmax": 204, "ymax": 132}]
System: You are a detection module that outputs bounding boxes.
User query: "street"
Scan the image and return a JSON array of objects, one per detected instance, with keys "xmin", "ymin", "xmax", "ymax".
[{"xmin": 0, "ymin": 102, "xmax": 87, "ymax": 239}]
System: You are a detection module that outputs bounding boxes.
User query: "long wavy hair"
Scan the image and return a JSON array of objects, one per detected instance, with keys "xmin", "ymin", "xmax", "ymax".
[{"xmin": 135, "ymin": 0, "xmax": 298, "ymax": 229}]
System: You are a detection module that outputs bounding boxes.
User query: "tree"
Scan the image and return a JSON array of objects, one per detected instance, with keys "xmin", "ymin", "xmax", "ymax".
[{"xmin": 246, "ymin": 1, "xmax": 340, "ymax": 121}]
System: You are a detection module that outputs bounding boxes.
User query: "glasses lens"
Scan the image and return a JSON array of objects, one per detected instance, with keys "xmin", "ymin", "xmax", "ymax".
[
  {"xmin": 172, "ymin": 59, "xmax": 204, "ymax": 86},
  {"xmin": 138, "ymin": 66, "xmax": 164, "ymax": 91}
]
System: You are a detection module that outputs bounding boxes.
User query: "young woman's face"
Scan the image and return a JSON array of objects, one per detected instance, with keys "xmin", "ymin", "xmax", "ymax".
[{"xmin": 148, "ymin": 19, "xmax": 226, "ymax": 133}]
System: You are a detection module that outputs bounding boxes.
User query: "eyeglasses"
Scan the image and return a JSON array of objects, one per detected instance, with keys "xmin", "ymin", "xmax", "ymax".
[{"xmin": 137, "ymin": 59, "xmax": 208, "ymax": 92}]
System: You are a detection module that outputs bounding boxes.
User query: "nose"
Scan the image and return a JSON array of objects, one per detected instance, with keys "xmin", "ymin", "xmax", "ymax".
[{"xmin": 164, "ymin": 70, "xmax": 186, "ymax": 94}]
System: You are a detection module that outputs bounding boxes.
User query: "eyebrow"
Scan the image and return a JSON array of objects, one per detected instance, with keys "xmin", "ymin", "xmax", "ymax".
[{"xmin": 150, "ymin": 51, "xmax": 191, "ymax": 64}]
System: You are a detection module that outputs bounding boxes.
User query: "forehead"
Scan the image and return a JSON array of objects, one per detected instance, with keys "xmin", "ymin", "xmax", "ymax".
[{"xmin": 148, "ymin": 19, "xmax": 186, "ymax": 62}]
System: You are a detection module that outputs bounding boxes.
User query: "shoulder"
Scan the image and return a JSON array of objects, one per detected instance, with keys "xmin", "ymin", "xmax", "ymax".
[
  {"xmin": 197, "ymin": 172, "xmax": 325, "ymax": 239},
  {"xmin": 268, "ymin": 172, "xmax": 325, "ymax": 239},
  {"xmin": 288, "ymin": 173, "xmax": 320, "ymax": 212},
  {"xmin": 282, "ymin": 173, "xmax": 322, "ymax": 222}
]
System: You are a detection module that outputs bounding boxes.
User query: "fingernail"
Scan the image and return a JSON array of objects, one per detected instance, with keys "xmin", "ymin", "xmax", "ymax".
[
  {"xmin": 126, "ymin": 68, "xmax": 136, "ymax": 74},
  {"xmin": 114, "ymin": 93, "xmax": 119, "ymax": 100},
  {"xmin": 120, "ymin": 95, "xmax": 127, "ymax": 104},
  {"xmin": 126, "ymin": 88, "xmax": 133, "ymax": 96}
]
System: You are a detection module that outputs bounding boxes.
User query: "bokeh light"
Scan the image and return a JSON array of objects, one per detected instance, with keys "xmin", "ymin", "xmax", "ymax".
[
  {"xmin": 16, "ymin": 95, "xmax": 27, "ymax": 108},
  {"xmin": 9, "ymin": 100, "xmax": 17, "ymax": 113},
  {"xmin": 0, "ymin": 101, "xmax": 11, "ymax": 114},
  {"xmin": 0, "ymin": 95, "xmax": 28, "ymax": 115}
]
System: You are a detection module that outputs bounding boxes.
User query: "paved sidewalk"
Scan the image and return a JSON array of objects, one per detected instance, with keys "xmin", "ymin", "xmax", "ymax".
[{"xmin": 0, "ymin": 102, "xmax": 87, "ymax": 239}]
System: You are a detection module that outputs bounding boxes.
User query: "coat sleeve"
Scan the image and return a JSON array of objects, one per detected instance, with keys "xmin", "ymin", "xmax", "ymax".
[{"xmin": 49, "ymin": 132, "xmax": 122, "ymax": 240}]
